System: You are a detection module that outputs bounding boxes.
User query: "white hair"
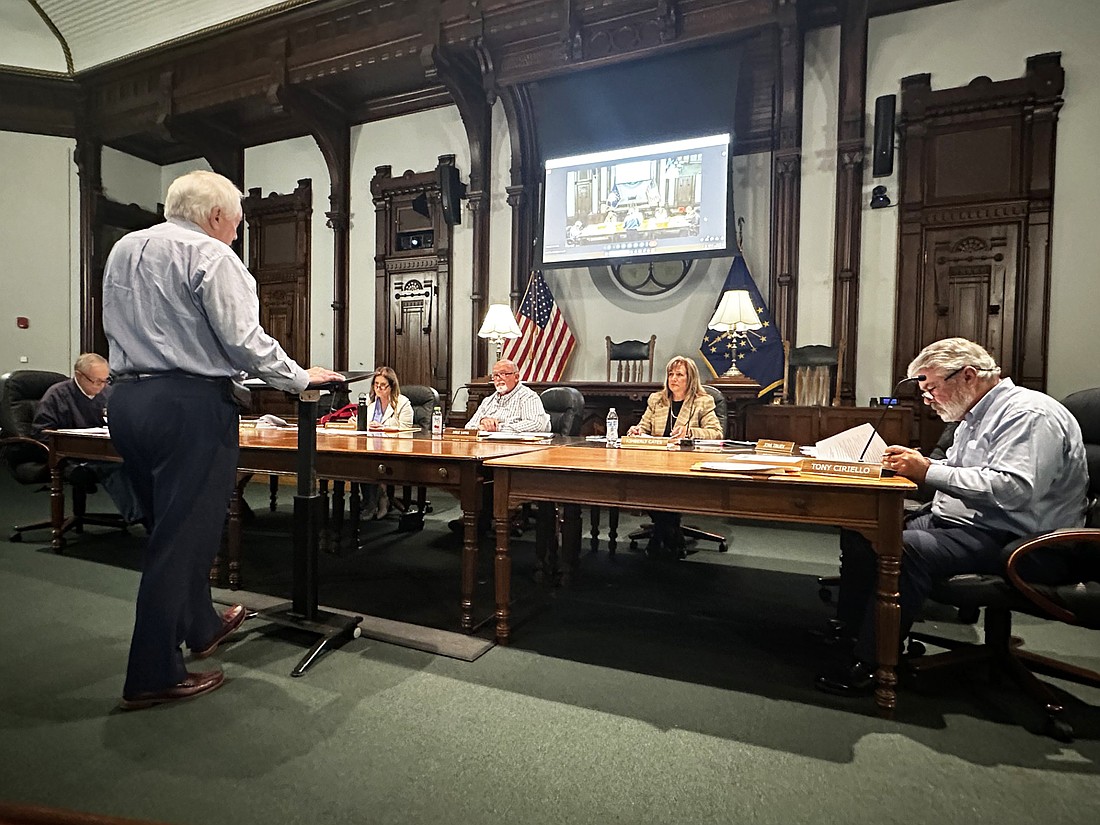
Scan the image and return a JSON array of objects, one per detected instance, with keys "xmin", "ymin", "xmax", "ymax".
[
  {"xmin": 908, "ymin": 337, "xmax": 1000, "ymax": 379},
  {"xmin": 164, "ymin": 170, "xmax": 243, "ymax": 226}
]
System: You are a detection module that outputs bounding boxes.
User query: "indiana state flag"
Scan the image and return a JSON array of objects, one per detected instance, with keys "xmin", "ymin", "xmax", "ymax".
[{"xmin": 700, "ymin": 255, "xmax": 784, "ymax": 397}]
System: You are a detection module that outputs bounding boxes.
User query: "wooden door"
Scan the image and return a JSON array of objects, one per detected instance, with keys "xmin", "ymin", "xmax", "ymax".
[
  {"xmin": 921, "ymin": 225, "xmax": 1017, "ymax": 370},
  {"xmin": 243, "ymin": 180, "xmax": 311, "ymax": 368},
  {"xmin": 895, "ymin": 55, "xmax": 1062, "ymax": 449}
]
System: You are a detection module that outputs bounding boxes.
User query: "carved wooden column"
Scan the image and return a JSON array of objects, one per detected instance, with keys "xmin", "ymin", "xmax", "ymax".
[
  {"xmin": 500, "ymin": 85, "xmax": 540, "ymax": 303},
  {"xmin": 831, "ymin": 0, "xmax": 869, "ymax": 402},
  {"xmin": 424, "ymin": 40, "xmax": 494, "ymax": 377},
  {"xmin": 272, "ymin": 83, "xmax": 351, "ymax": 371},
  {"xmin": 769, "ymin": 1, "xmax": 804, "ymax": 345},
  {"xmin": 74, "ymin": 134, "xmax": 102, "ymax": 354}
]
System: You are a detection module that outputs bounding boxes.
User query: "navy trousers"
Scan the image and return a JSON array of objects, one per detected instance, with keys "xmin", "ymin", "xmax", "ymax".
[
  {"xmin": 836, "ymin": 512, "xmax": 1073, "ymax": 664},
  {"xmin": 108, "ymin": 375, "xmax": 239, "ymax": 696}
]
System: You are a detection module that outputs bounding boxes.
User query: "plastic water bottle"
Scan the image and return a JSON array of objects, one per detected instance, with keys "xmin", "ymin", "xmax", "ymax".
[
  {"xmin": 431, "ymin": 405, "xmax": 443, "ymax": 438},
  {"xmin": 357, "ymin": 393, "xmax": 368, "ymax": 431},
  {"xmin": 605, "ymin": 407, "xmax": 619, "ymax": 446}
]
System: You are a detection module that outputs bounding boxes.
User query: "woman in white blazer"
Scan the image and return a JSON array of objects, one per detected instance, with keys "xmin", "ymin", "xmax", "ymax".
[{"xmin": 362, "ymin": 366, "xmax": 414, "ymax": 519}]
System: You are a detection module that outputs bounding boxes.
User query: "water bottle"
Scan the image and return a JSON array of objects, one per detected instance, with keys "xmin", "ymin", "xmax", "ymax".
[
  {"xmin": 431, "ymin": 405, "xmax": 443, "ymax": 438},
  {"xmin": 357, "ymin": 393, "xmax": 368, "ymax": 431},
  {"xmin": 605, "ymin": 407, "xmax": 619, "ymax": 446}
]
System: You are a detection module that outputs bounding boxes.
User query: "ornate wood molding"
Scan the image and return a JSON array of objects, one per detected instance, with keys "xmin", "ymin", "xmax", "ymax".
[{"xmin": 830, "ymin": 0, "xmax": 868, "ymax": 402}]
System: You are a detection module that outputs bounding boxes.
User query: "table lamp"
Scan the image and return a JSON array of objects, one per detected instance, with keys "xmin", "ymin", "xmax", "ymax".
[
  {"xmin": 477, "ymin": 303, "xmax": 522, "ymax": 362},
  {"xmin": 707, "ymin": 289, "xmax": 762, "ymax": 379}
]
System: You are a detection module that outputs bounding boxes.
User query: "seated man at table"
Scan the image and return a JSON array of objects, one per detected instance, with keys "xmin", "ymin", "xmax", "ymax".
[
  {"xmin": 465, "ymin": 358, "xmax": 550, "ymax": 433},
  {"xmin": 815, "ymin": 337, "xmax": 1088, "ymax": 696},
  {"xmin": 32, "ymin": 352, "xmax": 144, "ymax": 525}
]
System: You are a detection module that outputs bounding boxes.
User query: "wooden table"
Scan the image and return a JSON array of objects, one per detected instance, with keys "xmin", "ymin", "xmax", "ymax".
[
  {"xmin": 47, "ymin": 428, "xmax": 551, "ymax": 632},
  {"xmin": 485, "ymin": 445, "xmax": 915, "ymax": 714}
]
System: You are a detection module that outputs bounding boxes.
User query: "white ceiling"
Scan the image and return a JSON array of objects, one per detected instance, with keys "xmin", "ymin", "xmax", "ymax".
[{"xmin": 0, "ymin": 0, "xmax": 317, "ymax": 74}]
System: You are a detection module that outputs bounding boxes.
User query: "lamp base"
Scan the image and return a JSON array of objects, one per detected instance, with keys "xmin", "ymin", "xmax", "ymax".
[{"xmin": 710, "ymin": 364, "xmax": 758, "ymax": 386}]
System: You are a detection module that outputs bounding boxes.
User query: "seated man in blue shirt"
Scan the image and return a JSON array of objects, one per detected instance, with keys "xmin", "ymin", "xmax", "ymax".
[
  {"xmin": 816, "ymin": 337, "xmax": 1088, "ymax": 696},
  {"xmin": 32, "ymin": 353, "xmax": 144, "ymax": 525}
]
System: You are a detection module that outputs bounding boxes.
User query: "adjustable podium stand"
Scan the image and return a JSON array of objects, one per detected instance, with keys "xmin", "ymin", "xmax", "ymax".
[{"xmin": 258, "ymin": 377, "xmax": 366, "ymax": 676}]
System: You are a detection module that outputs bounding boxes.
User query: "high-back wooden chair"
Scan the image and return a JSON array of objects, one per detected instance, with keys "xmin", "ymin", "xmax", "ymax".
[{"xmin": 606, "ymin": 335, "xmax": 656, "ymax": 382}]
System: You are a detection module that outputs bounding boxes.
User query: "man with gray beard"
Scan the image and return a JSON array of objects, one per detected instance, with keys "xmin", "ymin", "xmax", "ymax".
[{"xmin": 816, "ymin": 337, "xmax": 1088, "ymax": 696}]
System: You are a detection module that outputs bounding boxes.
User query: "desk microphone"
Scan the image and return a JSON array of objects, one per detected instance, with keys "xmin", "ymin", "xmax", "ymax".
[{"xmin": 857, "ymin": 374, "xmax": 925, "ymax": 462}]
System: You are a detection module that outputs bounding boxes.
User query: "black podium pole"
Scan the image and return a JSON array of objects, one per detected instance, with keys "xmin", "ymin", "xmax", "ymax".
[{"xmin": 258, "ymin": 379, "xmax": 365, "ymax": 676}]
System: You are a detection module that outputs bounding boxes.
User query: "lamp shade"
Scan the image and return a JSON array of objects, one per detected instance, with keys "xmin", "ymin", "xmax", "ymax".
[
  {"xmin": 477, "ymin": 304, "xmax": 522, "ymax": 340},
  {"xmin": 707, "ymin": 289, "xmax": 762, "ymax": 333}
]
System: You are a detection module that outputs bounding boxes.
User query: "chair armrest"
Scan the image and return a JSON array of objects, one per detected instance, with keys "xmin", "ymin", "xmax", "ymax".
[
  {"xmin": 1004, "ymin": 528, "xmax": 1100, "ymax": 624},
  {"xmin": 0, "ymin": 434, "xmax": 49, "ymax": 458}
]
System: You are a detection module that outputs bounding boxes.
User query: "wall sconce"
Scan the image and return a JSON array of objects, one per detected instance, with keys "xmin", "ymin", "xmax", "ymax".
[
  {"xmin": 477, "ymin": 303, "xmax": 522, "ymax": 362},
  {"xmin": 707, "ymin": 289, "xmax": 762, "ymax": 379}
]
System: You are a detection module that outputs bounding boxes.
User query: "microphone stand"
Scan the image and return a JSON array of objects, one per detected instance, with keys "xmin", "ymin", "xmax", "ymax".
[{"xmin": 857, "ymin": 375, "xmax": 925, "ymax": 462}]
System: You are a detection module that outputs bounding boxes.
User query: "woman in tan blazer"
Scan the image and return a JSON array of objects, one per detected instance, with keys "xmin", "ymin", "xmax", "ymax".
[{"xmin": 628, "ymin": 356, "xmax": 723, "ymax": 558}]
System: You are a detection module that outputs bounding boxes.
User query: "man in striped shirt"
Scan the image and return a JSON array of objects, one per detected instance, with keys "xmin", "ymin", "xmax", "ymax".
[{"xmin": 465, "ymin": 359, "xmax": 549, "ymax": 433}]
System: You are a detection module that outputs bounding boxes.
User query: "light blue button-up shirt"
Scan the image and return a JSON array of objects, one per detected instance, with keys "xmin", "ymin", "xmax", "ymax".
[
  {"xmin": 102, "ymin": 219, "xmax": 309, "ymax": 394},
  {"xmin": 925, "ymin": 378, "xmax": 1088, "ymax": 536}
]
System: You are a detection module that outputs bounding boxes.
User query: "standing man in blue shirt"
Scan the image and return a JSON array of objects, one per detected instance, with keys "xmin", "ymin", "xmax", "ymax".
[
  {"xmin": 816, "ymin": 337, "xmax": 1088, "ymax": 695},
  {"xmin": 103, "ymin": 170, "xmax": 343, "ymax": 710}
]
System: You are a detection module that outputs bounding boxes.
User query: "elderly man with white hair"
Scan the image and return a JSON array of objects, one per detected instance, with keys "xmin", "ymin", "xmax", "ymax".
[
  {"xmin": 103, "ymin": 170, "xmax": 343, "ymax": 710},
  {"xmin": 816, "ymin": 337, "xmax": 1088, "ymax": 696}
]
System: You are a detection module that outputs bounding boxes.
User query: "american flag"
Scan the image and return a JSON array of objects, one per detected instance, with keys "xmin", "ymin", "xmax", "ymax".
[{"xmin": 501, "ymin": 270, "xmax": 576, "ymax": 382}]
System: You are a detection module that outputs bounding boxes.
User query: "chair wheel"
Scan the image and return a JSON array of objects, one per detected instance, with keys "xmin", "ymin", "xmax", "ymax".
[
  {"xmin": 818, "ymin": 586, "xmax": 834, "ymax": 603},
  {"xmin": 905, "ymin": 639, "xmax": 926, "ymax": 658},
  {"xmin": 1044, "ymin": 715, "xmax": 1074, "ymax": 743},
  {"xmin": 957, "ymin": 606, "xmax": 980, "ymax": 624},
  {"xmin": 718, "ymin": 541, "xmax": 728, "ymax": 552},
  {"xmin": 9, "ymin": 532, "xmax": 22, "ymax": 542}
]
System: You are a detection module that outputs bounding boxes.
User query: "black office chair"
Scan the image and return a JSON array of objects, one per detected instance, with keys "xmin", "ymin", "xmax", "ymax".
[
  {"xmin": 907, "ymin": 388, "xmax": 1100, "ymax": 742},
  {"xmin": 0, "ymin": 369, "xmax": 128, "ymax": 546},
  {"xmin": 540, "ymin": 386, "xmax": 584, "ymax": 438},
  {"xmin": 390, "ymin": 384, "xmax": 441, "ymax": 530},
  {"xmin": 532, "ymin": 387, "xmax": 585, "ymax": 582}
]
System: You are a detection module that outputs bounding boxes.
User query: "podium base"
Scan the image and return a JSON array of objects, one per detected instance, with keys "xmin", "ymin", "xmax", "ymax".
[{"xmin": 258, "ymin": 602, "xmax": 363, "ymax": 677}]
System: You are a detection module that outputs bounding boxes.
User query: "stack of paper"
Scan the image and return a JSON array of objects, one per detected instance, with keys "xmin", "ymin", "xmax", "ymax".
[{"xmin": 815, "ymin": 422, "xmax": 885, "ymax": 464}]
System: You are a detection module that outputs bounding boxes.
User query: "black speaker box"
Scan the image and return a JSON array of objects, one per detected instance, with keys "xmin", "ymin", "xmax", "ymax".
[
  {"xmin": 872, "ymin": 94, "xmax": 896, "ymax": 178},
  {"xmin": 439, "ymin": 166, "xmax": 466, "ymax": 226}
]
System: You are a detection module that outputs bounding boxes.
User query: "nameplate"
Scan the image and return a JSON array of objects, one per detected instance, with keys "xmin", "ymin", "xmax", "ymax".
[
  {"xmin": 443, "ymin": 427, "xmax": 479, "ymax": 440},
  {"xmin": 755, "ymin": 439, "xmax": 797, "ymax": 455},
  {"xmin": 619, "ymin": 435, "xmax": 670, "ymax": 450},
  {"xmin": 323, "ymin": 421, "xmax": 356, "ymax": 430},
  {"xmin": 801, "ymin": 458, "xmax": 886, "ymax": 479}
]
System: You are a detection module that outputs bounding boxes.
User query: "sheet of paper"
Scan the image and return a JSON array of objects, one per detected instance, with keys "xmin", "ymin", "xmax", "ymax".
[
  {"xmin": 54, "ymin": 427, "xmax": 111, "ymax": 437},
  {"xmin": 477, "ymin": 431, "xmax": 554, "ymax": 441},
  {"xmin": 815, "ymin": 422, "xmax": 885, "ymax": 463}
]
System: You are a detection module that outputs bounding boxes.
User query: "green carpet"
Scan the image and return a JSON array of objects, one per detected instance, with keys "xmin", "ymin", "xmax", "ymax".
[{"xmin": 1, "ymin": 473, "xmax": 1099, "ymax": 825}]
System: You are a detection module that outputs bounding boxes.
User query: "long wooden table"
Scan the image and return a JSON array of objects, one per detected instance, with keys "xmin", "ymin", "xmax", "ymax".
[
  {"xmin": 47, "ymin": 428, "xmax": 550, "ymax": 632},
  {"xmin": 485, "ymin": 445, "xmax": 915, "ymax": 714}
]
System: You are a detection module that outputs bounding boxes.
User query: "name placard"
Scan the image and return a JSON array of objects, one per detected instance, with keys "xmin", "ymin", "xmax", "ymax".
[
  {"xmin": 756, "ymin": 439, "xmax": 798, "ymax": 455},
  {"xmin": 801, "ymin": 458, "xmax": 887, "ymax": 479},
  {"xmin": 620, "ymin": 435, "xmax": 671, "ymax": 450},
  {"xmin": 443, "ymin": 427, "xmax": 479, "ymax": 440}
]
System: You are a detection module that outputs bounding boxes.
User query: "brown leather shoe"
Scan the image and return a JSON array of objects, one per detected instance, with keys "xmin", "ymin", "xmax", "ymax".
[
  {"xmin": 119, "ymin": 670, "xmax": 225, "ymax": 711},
  {"xmin": 191, "ymin": 604, "xmax": 248, "ymax": 659}
]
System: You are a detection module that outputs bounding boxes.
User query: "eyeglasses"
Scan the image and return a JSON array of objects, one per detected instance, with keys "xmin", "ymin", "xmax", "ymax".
[
  {"xmin": 77, "ymin": 369, "xmax": 109, "ymax": 387},
  {"xmin": 490, "ymin": 371, "xmax": 517, "ymax": 380},
  {"xmin": 920, "ymin": 366, "xmax": 965, "ymax": 400}
]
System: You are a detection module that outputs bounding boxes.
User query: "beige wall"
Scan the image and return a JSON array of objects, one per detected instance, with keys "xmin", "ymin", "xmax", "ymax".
[
  {"xmin": 0, "ymin": 131, "xmax": 78, "ymax": 374},
  {"xmin": 4, "ymin": 0, "xmax": 1098, "ymax": 406}
]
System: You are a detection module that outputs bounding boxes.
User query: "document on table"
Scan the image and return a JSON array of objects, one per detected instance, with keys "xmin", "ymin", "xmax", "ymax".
[
  {"xmin": 477, "ymin": 431, "xmax": 554, "ymax": 442},
  {"xmin": 815, "ymin": 422, "xmax": 885, "ymax": 464},
  {"xmin": 54, "ymin": 427, "xmax": 111, "ymax": 437}
]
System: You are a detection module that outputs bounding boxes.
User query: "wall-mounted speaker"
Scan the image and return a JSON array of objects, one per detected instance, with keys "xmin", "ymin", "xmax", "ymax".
[
  {"xmin": 872, "ymin": 94, "xmax": 896, "ymax": 178},
  {"xmin": 439, "ymin": 165, "xmax": 466, "ymax": 226}
]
